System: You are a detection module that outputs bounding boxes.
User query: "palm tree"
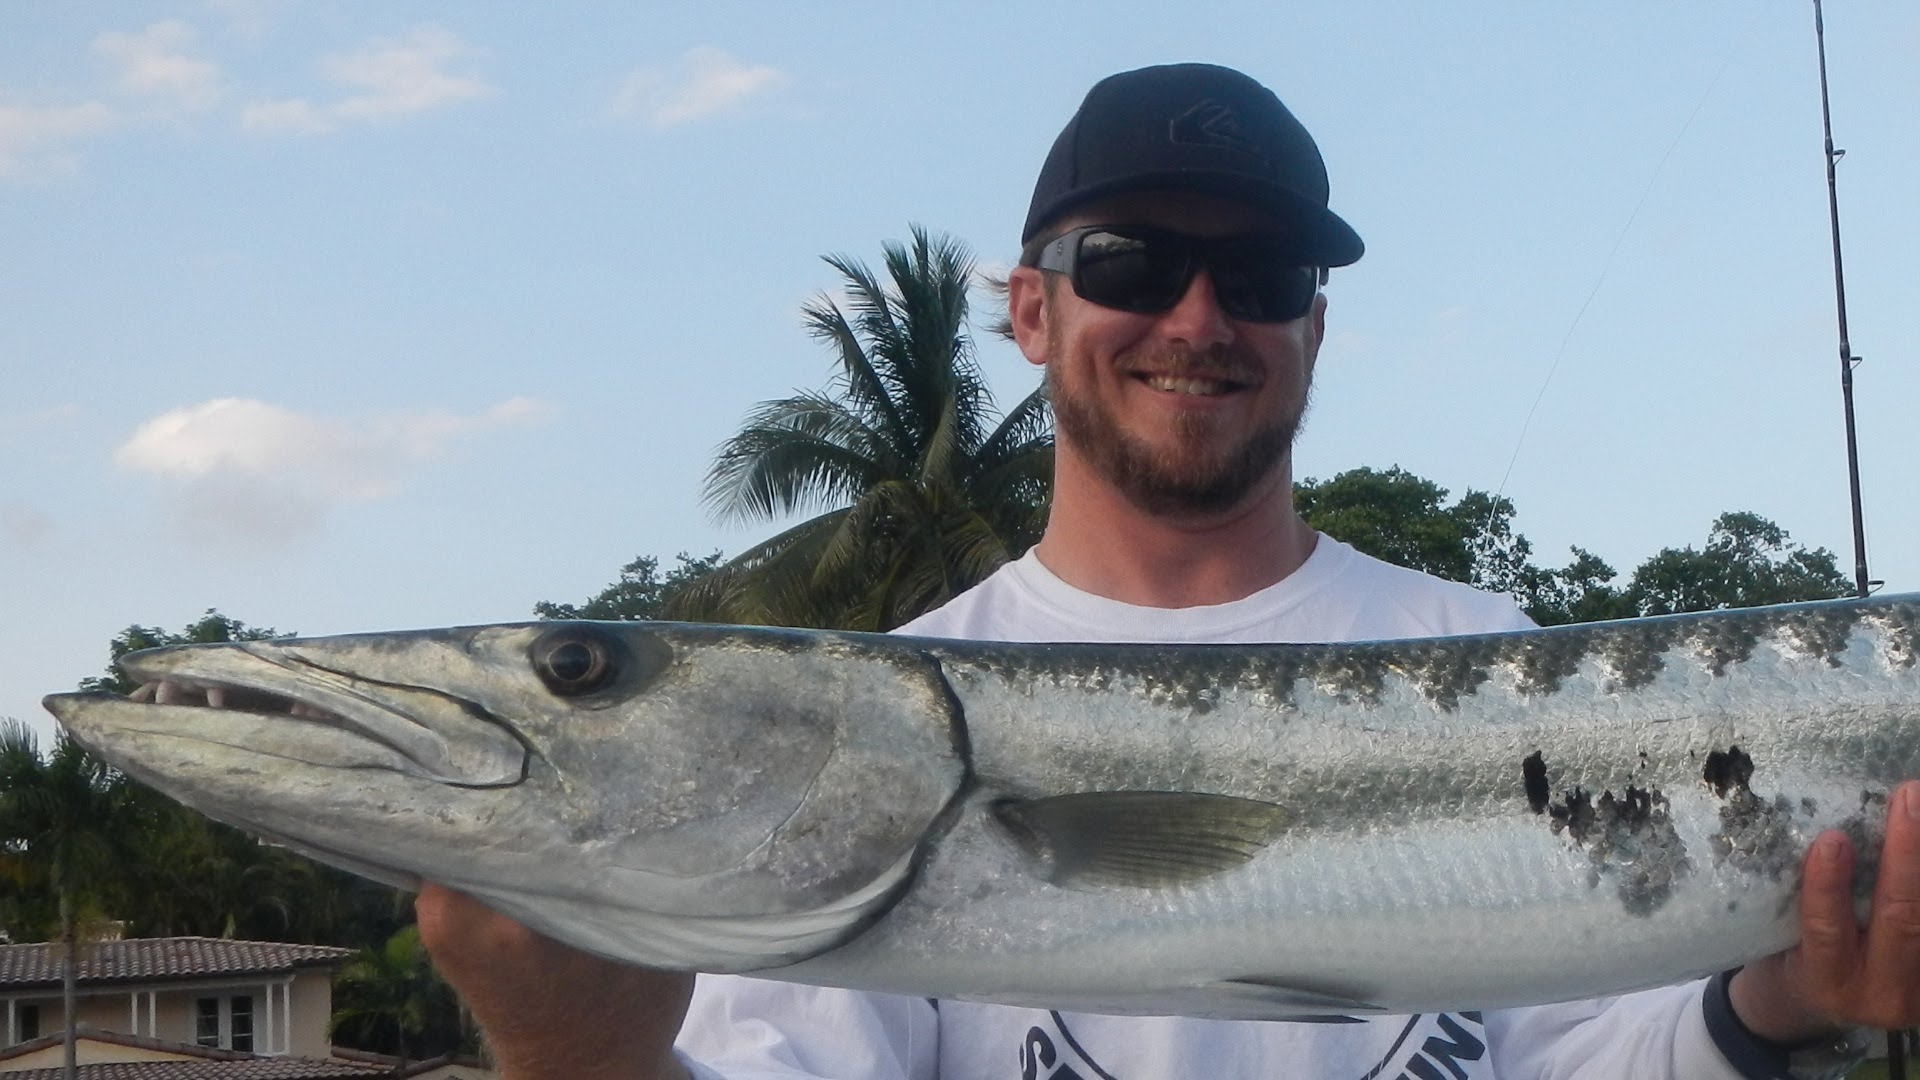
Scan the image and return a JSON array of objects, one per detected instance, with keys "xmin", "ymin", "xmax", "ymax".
[
  {"xmin": 331, "ymin": 924, "xmax": 462, "ymax": 1070},
  {"xmin": 0, "ymin": 720, "xmax": 137, "ymax": 1080},
  {"xmin": 687, "ymin": 226, "xmax": 1053, "ymax": 630}
]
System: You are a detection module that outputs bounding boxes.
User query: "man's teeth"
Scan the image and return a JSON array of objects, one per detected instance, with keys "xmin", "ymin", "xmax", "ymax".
[{"xmin": 1142, "ymin": 374, "xmax": 1233, "ymax": 396}]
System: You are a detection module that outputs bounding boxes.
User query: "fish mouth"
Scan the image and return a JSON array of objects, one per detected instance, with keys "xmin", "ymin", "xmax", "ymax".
[{"xmin": 44, "ymin": 641, "xmax": 527, "ymax": 788}]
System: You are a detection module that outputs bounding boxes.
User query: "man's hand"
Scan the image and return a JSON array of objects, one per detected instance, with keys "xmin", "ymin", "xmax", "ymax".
[
  {"xmin": 1730, "ymin": 779, "xmax": 1920, "ymax": 1042},
  {"xmin": 415, "ymin": 883, "xmax": 695, "ymax": 1080}
]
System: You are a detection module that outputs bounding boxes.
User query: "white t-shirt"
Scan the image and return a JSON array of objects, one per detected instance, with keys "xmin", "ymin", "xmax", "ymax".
[{"xmin": 678, "ymin": 537, "xmax": 1761, "ymax": 1080}]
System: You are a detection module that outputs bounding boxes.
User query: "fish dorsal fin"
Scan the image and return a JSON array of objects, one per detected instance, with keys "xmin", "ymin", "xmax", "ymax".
[{"xmin": 992, "ymin": 790, "xmax": 1290, "ymax": 888}]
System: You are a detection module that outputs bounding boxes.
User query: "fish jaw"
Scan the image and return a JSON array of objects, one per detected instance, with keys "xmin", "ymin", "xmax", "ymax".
[{"xmin": 56, "ymin": 632, "xmax": 530, "ymax": 785}]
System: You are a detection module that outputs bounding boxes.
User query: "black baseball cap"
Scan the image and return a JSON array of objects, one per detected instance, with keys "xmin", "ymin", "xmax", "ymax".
[{"xmin": 1023, "ymin": 63, "xmax": 1363, "ymax": 266}]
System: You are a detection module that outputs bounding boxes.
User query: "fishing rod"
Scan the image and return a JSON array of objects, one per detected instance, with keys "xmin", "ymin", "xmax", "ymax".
[
  {"xmin": 1811, "ymin": 7, "xmax": 1895, "ymax": 1075},
  {"xmin": 1812, "ymin": 0, "xmax": 1873, "ymax": 603}
]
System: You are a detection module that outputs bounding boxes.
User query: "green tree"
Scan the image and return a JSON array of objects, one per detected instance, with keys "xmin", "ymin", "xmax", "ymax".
[
  {"xmin": 1621, "ymin": 511, "xmax": 1851, "ymax": 615},
  {"xmin": 80, "ymin": 610, "xmax": 286, "ymax": 695},
  {"xmin": 1294, "ymin": 467, "xmax": 1847, "ymax": 626},
  {"xmin": 1296, "ymin": 466, "xmax": 1537, "ymax": 595},
  {"xmin": 535, "ymin": 551, "xmax": 726, "ymax": 621},
  {"xmin": 0, "ymin": 721, "xmax": 140, "ymax": 1080},
  {"xmin": 330, "ymin": 924, "xmax": 467, "ymax": 1066},
  {"xmin": 689, "ymin": 226, "xmax": 1053, "ymax": 630}
]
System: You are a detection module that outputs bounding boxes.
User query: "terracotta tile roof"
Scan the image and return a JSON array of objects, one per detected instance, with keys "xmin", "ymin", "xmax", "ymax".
[
  {"xmin": 0, "ymin": 1060, "xmax": 387, "ymax": 1079},
  {"xmin": 0, "ymin": 1029, "xmax": 395, "ymax": 1078},
  {"xmin": 0, "ymin": 937, "xmax": 353, "ymax": 990}
]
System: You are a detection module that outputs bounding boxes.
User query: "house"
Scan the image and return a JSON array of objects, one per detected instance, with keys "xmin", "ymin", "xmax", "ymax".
[
  {"xmin": 0, "ymin": 938, "xmax": 350, "ymax": 1059},
  {"xmin": 0, "ymin": 938, "xmax": 492, "ymax": 1079}
]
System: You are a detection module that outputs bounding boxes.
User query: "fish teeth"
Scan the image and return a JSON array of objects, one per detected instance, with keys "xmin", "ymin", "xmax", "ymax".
[{"xmin": 206, "ymin": 686, "xmax": 227, "ymax": 709}]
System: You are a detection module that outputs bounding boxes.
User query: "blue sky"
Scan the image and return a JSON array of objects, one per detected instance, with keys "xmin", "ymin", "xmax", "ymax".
[{"xmin": 5, "ymin": 2, "xmax": 1917, "ymax": 740}]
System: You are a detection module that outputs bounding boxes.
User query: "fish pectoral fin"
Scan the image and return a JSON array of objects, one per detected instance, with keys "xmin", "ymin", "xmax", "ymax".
[{"xmin": 992, "ymin": 790, "xmax": 1289, "ymax": 888}]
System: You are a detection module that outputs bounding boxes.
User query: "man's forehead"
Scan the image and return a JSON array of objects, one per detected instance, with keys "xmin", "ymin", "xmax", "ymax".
[{"xmin": 1051, "ymin": 190, "xmax": 1294, "ymax": 238}]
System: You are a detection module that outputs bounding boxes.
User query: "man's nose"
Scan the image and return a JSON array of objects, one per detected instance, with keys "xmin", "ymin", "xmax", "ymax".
[{"xmin": 1157, "ymin": 269, "xmax": 1237, "ymax": 349}]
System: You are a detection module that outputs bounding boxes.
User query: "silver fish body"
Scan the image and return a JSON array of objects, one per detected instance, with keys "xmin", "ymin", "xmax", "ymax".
[{"xmin": 43, "ymin": 596, "xmax": 1920, "ymax": 1019}]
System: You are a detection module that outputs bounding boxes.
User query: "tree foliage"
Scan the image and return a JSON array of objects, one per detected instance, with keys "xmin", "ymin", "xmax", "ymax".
[
  {"xmin": 535, "ymin": 552, "xmax": 726, "ymax": 621},
  {"xmin": 330, "ymin": 924, "xmax": 470, "ymax": 1063},
  {"xmin": 685, "ymin": 226, "xmax": 1053, "ymax": 631},
  {"xmin": 1298, "ymin": 466, "xmax": 1851, "ymax": 625}
]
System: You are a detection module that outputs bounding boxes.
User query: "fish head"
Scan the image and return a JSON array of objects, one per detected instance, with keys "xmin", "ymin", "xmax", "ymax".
[{"xmin": 43, "ymin": 621, "xmax": 968, "ymax": 971}]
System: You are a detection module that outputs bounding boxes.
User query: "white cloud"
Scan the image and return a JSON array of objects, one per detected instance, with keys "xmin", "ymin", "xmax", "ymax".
[
  {"xmin": 115, "ymin": 397, "xmax": 551, "ymax": 543},
  {"xmin": 92, "ymin": 21, "xmax": 223, "ymax": 111},
  {"xmin": 0, "ymin": 102, "xmax": 118, "ymax": 177},
  {"xmin": 243, "ymin": 26, "xmax": 491, "ymax": 135},
  {"xmin": 611, "ymin": 47, "xmax": 782, "ymax": 128}
]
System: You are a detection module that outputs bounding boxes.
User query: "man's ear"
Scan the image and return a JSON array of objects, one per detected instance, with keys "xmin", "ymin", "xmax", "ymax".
[
  {"xmin": 1007, "ymin": 266, "xmax": 1050, "ymax": 368},
  {"xmin": 1303, "ymin": 290, "xmax": 1328, "ymax": 379}
]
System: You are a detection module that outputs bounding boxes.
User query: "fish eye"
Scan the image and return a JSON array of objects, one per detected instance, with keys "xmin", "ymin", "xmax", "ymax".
[{"xmin": 532, "ymin": 630, "xmax": 620, "ymax": 697}]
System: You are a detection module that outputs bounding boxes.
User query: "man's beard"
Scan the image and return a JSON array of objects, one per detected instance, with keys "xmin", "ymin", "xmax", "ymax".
[{"xmin": 1048, "ymin": 345, "xmax": 1307, "ymax": 518}]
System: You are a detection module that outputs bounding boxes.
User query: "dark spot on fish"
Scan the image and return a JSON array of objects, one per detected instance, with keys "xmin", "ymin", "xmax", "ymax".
[
  {"xmin": 1690, "ymin": 619, "xmax": 1759, "ymax": 676},
  {"xmin": 1311, "ymin": 649, "xmax": 1389, "ymax": 706},
  {"xmin": 1839, "ymin": 810, "xmax": 1884, "ymax": 907},
  {"xmin": 1801, "ymin": 797, "xmax": 1818, "ymax": 817},
  {"xmin": 1873, "ymin": 604, "xmax": 1920, "ymax": 669},
  {"xmin": 1703, "ymin": 746, "xmax": 1754, "ymax": 797},
  {"xmin": 1522, "ymin": 752, "xmax": 1550, "ymax": 814},
  {"xmin": 1711, "ymin": 790, "xmax": 1799, "ymax": 884},
  {"xmin": 1552, "ymin": 783, "xmax": 1691, "ymax": 915},
  {"xmin": 1547, "ymin": 787, "xmax": 1594, "ymax": 844},
  {"xmin": 1510, "ymin": 634, "xmax": 1588, "ymax": 697},
  {"xmin": 1778, "ymin": 605, "xmax": 1862, "ymax": 667},
  {"xmin": 1727, "ymin": 901, "xmax": 1739, "ymax": 913},
  {"xmin": 1394, "ymin": 639, "xmax": 1498, "ymax": 712},
  {"xmin": 1596, "ymin": 623, "xmax": 1681, "ymax": 692}
]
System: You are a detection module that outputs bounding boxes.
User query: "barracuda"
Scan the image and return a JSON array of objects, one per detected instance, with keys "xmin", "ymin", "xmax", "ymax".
[{"xmin": 42, "ymin": 595, "xmax": 1920, "ymax": 1019}]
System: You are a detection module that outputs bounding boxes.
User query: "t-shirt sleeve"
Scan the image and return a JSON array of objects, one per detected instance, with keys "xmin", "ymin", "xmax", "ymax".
[
  {"xmin": 1486, "ymin": 980, "xmax": 1763, "ymax": 1080},
  {"xmin": 676, "ymin": 976, "xmax": 939, "ymax": 1080}
]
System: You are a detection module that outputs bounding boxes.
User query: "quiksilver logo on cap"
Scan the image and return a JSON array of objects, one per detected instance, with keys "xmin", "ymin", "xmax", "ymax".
[{"xmin": 1168, "ymin": 99, "xmax": 1261, "ymax": 157}]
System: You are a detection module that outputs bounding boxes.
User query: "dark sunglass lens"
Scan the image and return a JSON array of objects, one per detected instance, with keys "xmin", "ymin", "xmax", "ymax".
[
  {"xmin": 1075, "ymin": 231, "xmax": 1190, "ymax": 313},
  {"xmin": 1209, "ymin": 253, "xmax": 1317, "ymax": 322}
]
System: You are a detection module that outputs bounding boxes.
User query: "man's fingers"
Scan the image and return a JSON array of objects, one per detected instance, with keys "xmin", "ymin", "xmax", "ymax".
[
  {"xmin": 1795, "ymin": 829, "xmax": 1863, "ymax": 1009},
  {"xmin": 1861, "ymin": 783, "xmax": 1920, "ymax": 1002}
]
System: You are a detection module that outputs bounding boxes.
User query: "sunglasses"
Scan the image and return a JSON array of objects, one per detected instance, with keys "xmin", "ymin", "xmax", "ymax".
[{"xmin": 1035, "ymin": 225, "xmax": 1325, "ymax": 323}]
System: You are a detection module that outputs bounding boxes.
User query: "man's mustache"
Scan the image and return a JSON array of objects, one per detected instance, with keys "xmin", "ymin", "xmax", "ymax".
[{"xmin": 1114, "ymin": 348, "xmax": 1267, "ymax": 385}]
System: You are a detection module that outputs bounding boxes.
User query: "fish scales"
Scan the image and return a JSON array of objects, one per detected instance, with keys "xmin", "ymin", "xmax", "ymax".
[{"xmin": 42, "ymin": 595, "xmax": 1920, "ymax": 1019}]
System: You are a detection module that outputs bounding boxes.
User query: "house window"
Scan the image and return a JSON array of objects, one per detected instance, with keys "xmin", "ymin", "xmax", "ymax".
[
  {"xmin": 16, "ymin": 1004, "xmax": 39, "ymax": 1042},
  {"xmin": 230, "ymin": 995, "xmax": 253, "ymax": 1052},
  {"xmin": 195, "ymin": 997, "xmax": 220, "ymax": 1047},
  {"xmin": 195, "ymin": 995, "xmax": 256, "ymax": 1050}
]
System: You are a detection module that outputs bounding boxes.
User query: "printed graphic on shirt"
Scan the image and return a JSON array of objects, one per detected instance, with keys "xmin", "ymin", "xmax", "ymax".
[{"xmin": 1017, "ymin": 1011, "xmax": 1491, "ymax": 1080}]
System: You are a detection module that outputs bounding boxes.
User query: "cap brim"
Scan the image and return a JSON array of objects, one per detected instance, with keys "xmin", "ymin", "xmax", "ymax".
[{"xmin": 1026, "ymin": 171, "xmax": 1364, "ymax": 266}]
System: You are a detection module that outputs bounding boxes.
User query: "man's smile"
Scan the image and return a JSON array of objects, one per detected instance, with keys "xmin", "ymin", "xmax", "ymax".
[{"xmin": 1137, "ymin": 373, "xmax": 1244, "ymax": 397}]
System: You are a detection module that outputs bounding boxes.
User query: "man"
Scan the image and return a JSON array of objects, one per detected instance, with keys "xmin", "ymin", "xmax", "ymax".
[{"xmin": 420, "ymin": 63, "xmax": 1915, "ymax": 1080}]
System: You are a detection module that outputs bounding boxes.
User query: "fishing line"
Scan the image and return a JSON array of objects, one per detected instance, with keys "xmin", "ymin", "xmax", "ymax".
[{"xmin": 1485, "ymin": 22, "xmax": 1757, "ymax": 531}]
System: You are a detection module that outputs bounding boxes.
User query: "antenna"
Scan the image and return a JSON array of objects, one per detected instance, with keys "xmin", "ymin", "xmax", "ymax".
[{"xmin": 1813, "ymin": 0, "xmax": 1874, "ymax": 601}]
